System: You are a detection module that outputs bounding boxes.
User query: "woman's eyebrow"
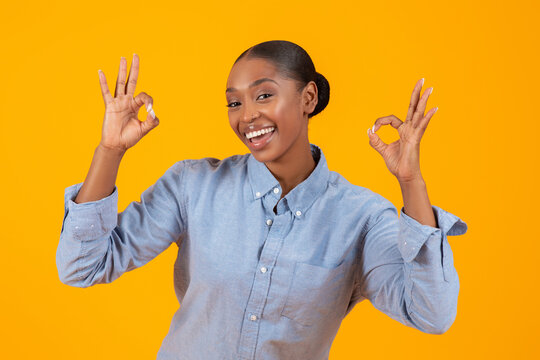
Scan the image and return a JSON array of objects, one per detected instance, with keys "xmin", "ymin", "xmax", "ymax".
[{"xmin": 226, "ymin": 78, "xmax": 279, "ymax": 93}]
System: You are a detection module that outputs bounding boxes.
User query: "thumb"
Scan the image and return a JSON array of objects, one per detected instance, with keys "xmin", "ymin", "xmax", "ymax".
[{"xmin": 367, "ymin": 126, "xmax": 387, "ymax": 155}]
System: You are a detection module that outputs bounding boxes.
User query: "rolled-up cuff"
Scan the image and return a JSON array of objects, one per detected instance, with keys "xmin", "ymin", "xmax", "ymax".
[
  {"xmin": 397, "ymin": 205, "xmax": 467, "ymax": 262},
  {"xmin": 64, "ymin": 182, "xmax": 119, "ymax": 241}
]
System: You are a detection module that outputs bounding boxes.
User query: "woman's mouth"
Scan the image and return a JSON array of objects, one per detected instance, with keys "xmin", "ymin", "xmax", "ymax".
[{"xmin": 245, "ymin": 127, "xmax": 276, "ymax": 149}]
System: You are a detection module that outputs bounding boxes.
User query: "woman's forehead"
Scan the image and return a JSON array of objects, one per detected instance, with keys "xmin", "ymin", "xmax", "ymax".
[{"xmin": 226, "ymin": 58, "xmax": 281, "ymax": 89}]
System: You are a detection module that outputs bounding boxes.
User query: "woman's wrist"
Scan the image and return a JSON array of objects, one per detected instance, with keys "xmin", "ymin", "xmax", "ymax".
[{"xmin": 97, "ymin": 142, "xmax": 127, "ymax": 158}]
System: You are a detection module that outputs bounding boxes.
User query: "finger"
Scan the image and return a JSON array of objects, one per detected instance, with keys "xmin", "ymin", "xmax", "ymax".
[
  {"xmin": 417, "ymin": 106, "xmax": 438, "ymax": 133},
  {"xmin": 372, "ymin": 115, "xmax": 403, "ymax": 133},
  {"xmin": 367, "ymin": 126, "xmax": 388, "ymax": 155},
  {"xmin": 114, "ymin": 56, "xmax": 127, "ymax": 97},
  {"xmin": 411, "ymin": 87, "xmax": 433, "ymax": 128},
  {"xmin": 98, "ymin": 69, "xmax": 113, "ymax": 105},
  {"xmin": 133, "ymin": 91, "xmax": 155, "ymax": 119},
  {"xmin": 405, "ymin": 78, "xmax": 424, "ymax": 123},
  {"xmin": 126, "ymin": 53, "xmax": 139, "ymax": 97},
  {"xmin": 134, "ymin": 92, "xmax": 159, "ymax": 135},
  {"xmin": 140, "ymin": 112, "xmax": 160, "ymax": 136}
]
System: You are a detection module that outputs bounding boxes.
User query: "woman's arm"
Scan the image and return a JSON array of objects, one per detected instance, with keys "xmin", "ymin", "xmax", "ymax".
[
  {"xmin": 74, "ymin": 144, "xmax": 125, "ymax": 204},
  {"xmin": 358, "ymin": 78, "xmax": 467, "ymax": 333},
  {"xmin": 399, "ymin": 177, "xmax": 437, "ymax": 228},
  {"xmin": 56, "ymin": 54, "xmax": 173, "ymax": 287},
  {"xmin": 56, "ymin": 160, "xmax": 188, "ymax": 287},
  {"xmin": 74, "ymin": 53, "xmax": 158, "ymax": 204}
]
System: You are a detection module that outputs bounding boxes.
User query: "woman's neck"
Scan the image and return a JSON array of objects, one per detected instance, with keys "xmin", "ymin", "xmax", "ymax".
[{"xmin": 264, "ymin": 137, "xmax": 316, "ymax": 198}]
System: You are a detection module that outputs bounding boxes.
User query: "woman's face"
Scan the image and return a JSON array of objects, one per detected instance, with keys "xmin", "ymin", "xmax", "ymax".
[{"xmin": 226, "ymin": 57, "xmax": 317, "ymax": 163}]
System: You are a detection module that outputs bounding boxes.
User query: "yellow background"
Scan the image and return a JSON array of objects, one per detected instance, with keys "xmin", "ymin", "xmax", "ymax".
[{"xmin": 1, "ymin": 0, "xmax": 538, "ymax": 358}]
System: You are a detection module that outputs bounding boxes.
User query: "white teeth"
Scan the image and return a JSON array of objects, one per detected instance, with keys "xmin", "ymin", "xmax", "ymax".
[{"xmin": 246, "ymin": 127, "xmax": 275, "ymax": 139}]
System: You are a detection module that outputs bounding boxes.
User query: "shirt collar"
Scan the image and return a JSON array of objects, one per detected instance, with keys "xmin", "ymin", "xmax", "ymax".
[{"xmin": 247, "ymin": 143, "xmax": 330, "ymax": 218}]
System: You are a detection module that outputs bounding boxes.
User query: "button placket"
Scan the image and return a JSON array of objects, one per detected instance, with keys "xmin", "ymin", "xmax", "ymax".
[{"xmin": 237, "ymin": 214, "xmax": 287, "ymax": 359}]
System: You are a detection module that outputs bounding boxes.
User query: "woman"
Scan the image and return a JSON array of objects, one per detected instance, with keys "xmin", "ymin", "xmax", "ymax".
[{"xmin": 56, "ymin": 40, "xmax": 468, "ymax": 360}]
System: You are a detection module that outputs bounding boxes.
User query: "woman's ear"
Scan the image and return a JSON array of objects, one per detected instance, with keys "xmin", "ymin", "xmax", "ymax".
[{"xmin": 302, "ymin": 80, "xmax": 318, "ymax": 116}]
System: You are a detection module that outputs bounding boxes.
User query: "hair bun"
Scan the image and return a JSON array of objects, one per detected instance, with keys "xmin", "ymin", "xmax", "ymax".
[{"xmin": 311, "ymin": 72, "xmax": 330, "ymax": 118}]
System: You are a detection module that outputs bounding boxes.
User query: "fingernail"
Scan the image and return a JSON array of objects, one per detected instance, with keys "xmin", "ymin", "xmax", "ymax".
[
  {"xmin": 367, "ymin": 128, "xmax": 370, "ymax": 136},
  {"xmin": 434, "ymin": 107, "xmax": 439, "ymax": 113},
  {"xmin": 429, "ymin": 87, "xmax": 434, "ymax": 94},
  {"xmin": 149, "ymin": 109, "xmax": 156, "ymax": 119},
  {"xmin": 372, "ymin": 125, "xmax": 376, "ymax": 133},
  {"xmin": 421, "ymin": 78, "xmax": 425, "ymax": 86},
  {"xmin": 146, "ymin": 103, "xmax": 153, "ymax": 112}
]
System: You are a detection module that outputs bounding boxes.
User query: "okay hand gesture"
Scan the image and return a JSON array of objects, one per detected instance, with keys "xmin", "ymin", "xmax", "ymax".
[
  {"xmin": 97, "ymin": 54, "xmax": 159, "ymax": 153},
  {"xmin": 367, "ymin": 78, "xmax": 438, "ymax": 183}
]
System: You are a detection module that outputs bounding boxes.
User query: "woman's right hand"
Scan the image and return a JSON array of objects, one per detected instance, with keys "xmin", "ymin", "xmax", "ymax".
[{"xmin": 97, "ymin": 54, "xmax": 159, "ymax": 153}]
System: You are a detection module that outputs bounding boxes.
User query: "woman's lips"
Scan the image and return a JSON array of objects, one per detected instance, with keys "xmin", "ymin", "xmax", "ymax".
[{"xmin": 247, "ymin": 128, "xmax": 276, "ymax": 150}]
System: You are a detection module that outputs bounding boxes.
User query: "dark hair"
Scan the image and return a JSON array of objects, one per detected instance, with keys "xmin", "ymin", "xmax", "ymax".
[{"xmin": 234, "ymin": 40, "xmax": 330, "ymax": 119}]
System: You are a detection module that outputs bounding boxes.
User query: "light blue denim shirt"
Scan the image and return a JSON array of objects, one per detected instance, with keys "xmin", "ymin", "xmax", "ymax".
[{"xmin": 56, "ymin": 143, "xmax": 468, "ymax": 360}]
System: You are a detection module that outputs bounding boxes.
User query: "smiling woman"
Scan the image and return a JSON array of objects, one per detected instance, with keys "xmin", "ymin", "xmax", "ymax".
[
  {"xmin": 56, "ymin": 40, "xmax": 468, "ymax": 360},
  {"xmin": 225, "ymin": 41, "xmax": 331, "ymax": 196}
]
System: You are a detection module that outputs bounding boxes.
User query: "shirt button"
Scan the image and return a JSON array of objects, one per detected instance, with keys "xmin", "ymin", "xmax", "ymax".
[
  {"xmin": 295, "ymin": 210, "xmax": 302, "ymax": 216},
  {"xmin": 273, "ymin": 187, "xmax": 279, "ymax": 194},
  {"xmin": 250, "ymin": 314, "xmax": 258, "ymax": 321},
  {"xmin": 260, "ymin": 266, "xmax": 267, "ymax": 273},
  {"xmin": 75, "ymin": 226, "xmax": 79, "ymax": 229},
  {"xmin": 90, "ymin": 224, "xmax": 94, "ymax": 228},
  {"xmin": 256, "ymin": 191, "xmax": 261, "ymax": 197},
  {"xmin": 266, "ymin": 219, "xmax": 273, "ymax": 226}
]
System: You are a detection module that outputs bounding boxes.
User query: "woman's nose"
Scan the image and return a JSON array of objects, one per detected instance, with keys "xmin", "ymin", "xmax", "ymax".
[{"xmin": 241, "ymin": 103, "xmax": 258, "ymax": 123}]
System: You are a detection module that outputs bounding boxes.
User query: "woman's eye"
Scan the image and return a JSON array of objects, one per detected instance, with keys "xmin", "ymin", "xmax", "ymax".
[
  {"xmin": 258, "ymin": 93, "xmax": 272, "ymax": 100},
  {"xmin": 226, "ymin": 94, "xmax": 272, "ymax": 108}
]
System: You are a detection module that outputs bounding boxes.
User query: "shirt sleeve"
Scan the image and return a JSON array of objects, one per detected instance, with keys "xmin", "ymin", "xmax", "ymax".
[
  {"xmin": 56, "ymin": 160, "xmax": 188, "ymax": 288},
  {"xmin": 355, "ymin": 197, "xmax": 468, "ymax": 334}
]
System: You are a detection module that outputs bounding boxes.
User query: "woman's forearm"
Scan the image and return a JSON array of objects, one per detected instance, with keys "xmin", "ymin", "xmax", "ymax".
[
  {"xmin": 398, "ymin": 177, "xmax": 438, "ymax": 228},
  {"xmin": 74, "ymin": 144, "xmax": 126, "ymax": 204}
]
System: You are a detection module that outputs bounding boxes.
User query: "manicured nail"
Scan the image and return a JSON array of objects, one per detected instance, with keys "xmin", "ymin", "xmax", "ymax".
[
  {"xmin": 367, "ymin": 128, "xmax": 370, "ymax": 136},
  {"xmin": 421, "ymin": 78, "xmax": 425, "ymax": 86},
  {"xmin": 146, "ymin": 103, "xmax": 153, "ymax": 112},
  {"xmin": 434, "ymin": 107, "xmax": 439, "ymax": 113},
  {"xmin": 372, "ymin": 125, "xmax": 376, "ymax": 133},
  {"xmin": 429, "ymin": 87, "xmax": 433, "ymax": 95},
  {"xmin": 149, "ymin": 109, "xmax": 156, "ymax": 119}
]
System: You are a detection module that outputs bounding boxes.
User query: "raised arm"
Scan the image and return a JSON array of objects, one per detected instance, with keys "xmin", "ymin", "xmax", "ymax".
[
  {"xmin": 56, "ymin": 54, "xmax": 183, "ymax": 288},
  {"xmin": 358, "ymin": 78, "xmax": 468, "ymax": 333}
]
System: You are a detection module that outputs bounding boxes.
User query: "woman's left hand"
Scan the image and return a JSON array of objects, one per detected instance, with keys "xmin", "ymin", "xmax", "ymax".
[{"xmin": 367, "ymin": 78, "xmax": 438, "ymax": 183}]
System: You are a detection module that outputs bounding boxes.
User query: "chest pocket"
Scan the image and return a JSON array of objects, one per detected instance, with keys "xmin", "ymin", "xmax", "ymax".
[{"xmin": 280, "ymin": 258, "xmax": 355, "ymax": 327}]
